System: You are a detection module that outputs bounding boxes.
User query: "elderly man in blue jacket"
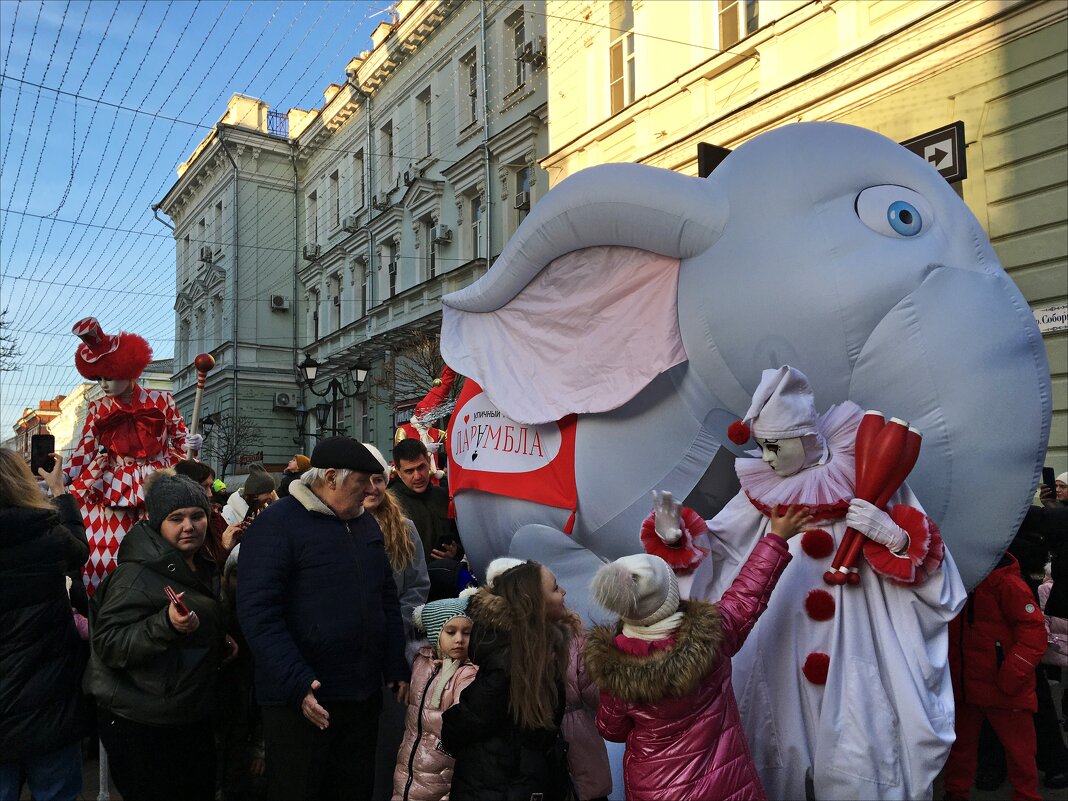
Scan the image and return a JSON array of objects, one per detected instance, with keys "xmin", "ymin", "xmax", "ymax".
[{"xmin": 238, "ymin": 436, "xmax": 409, "ymax": 801}]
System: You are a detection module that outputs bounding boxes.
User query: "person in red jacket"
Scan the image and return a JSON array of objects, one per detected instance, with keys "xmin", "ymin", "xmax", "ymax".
[{"xmin": 943, "ymin": 551, "xmax": 1048, "ymax": 801}]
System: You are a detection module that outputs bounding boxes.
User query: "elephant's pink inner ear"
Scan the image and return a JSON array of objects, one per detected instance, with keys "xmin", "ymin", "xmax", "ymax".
[{"xmin": 442, "ymin": 245, "xmax": 686, "ymax": 425}]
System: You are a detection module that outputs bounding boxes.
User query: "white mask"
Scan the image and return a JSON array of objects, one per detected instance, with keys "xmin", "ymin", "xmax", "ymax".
[
  {"xmin": 757, "ymin": 436, "xmax": 806, "ymax": 477},
  {"xmin": 98, "ymin": 378, "xmax": 133, "ymax": 397}
]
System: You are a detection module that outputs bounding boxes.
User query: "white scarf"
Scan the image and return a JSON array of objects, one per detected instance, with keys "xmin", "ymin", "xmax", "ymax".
[
  {"xmin": 622, "ymin": 611, "xmax": 685, "ymax": 641},
  {"xmin": 430, "ymin": 656, "xmax": 462, "ymax": 708}
]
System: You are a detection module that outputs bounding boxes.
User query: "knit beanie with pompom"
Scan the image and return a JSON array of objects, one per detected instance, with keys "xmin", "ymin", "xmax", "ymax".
[{"xmin": 592, "ymin": 553, "xmax": 680, "ymax": 626}]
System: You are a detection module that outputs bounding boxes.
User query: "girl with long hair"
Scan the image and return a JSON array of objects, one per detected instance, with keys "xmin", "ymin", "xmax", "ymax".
[
  {"xmin": 441, "ymin": 560, "xmax": 575, "ymax": 801},
  {"xmin": 363, "ymin": 444, "xmax": 432, "ymax": 801}
]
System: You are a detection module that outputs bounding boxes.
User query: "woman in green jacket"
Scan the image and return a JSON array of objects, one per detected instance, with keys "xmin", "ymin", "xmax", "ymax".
[{"xmin": 85, "ymin": 473, "xmax": 234, "ymax": 801}]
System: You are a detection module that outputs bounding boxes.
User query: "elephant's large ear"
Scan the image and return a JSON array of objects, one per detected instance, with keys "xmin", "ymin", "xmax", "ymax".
[{"xmin": 441, "ymin": 163, "xmax": 727, "ymax": 425}]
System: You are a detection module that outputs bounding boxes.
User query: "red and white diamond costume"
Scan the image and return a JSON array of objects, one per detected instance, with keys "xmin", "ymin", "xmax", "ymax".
[
  {"xmin": 65, "ymin": 318, "xmax": 188, "ymax": 594},
  {"xmin": 689, "ymin": 400, "xmax": 967, "ymax": 801}
]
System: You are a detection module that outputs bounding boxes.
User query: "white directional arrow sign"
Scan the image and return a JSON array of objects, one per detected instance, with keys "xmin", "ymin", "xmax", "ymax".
[{"xmin": 901, "ymin": 121, "xmax": 967, "ymax": 183}]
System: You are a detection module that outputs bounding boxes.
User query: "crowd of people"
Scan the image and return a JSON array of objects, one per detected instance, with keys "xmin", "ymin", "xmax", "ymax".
[
  {"xmin": 3, "ymin": 432, "xmax": 1066, "ymax": 801},
  {"xmin": 1, "ymin": 321, "xmax": 1065, "ymax": 801}
]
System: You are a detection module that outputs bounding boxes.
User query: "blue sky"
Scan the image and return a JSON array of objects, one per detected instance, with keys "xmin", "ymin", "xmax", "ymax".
[{"xmin": 0, "ymin": 0, "xmax": 392, "ymax": 433}]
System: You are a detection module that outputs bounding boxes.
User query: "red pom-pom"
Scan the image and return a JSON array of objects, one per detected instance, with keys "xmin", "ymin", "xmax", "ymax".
[
  {"xmin": 802, "ymin": 652, "xmax": 830, "ymax": 685},
  {"xmin": 800, "ymin": 528, "xmax": 834, "ymax": 560},
  {"xmin": 804, "ymin": 589, "xmax": 836, "ymax": 621},
  {"xmin": 727, "ymin": 420, "xmax": 751, "ymax": 445}
]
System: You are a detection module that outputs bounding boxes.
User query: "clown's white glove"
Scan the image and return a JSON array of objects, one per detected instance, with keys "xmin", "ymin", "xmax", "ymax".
[
  {"xmin": 847, "ymin": 498, "xmax": 909, "ymax": 553},
  {"xmin": 652, "ymin": 490, "xmax": 683, "ymax": 546},
  {"xmin": 186, "ymin": 433, "xmax": 204, "ymax": 452}
]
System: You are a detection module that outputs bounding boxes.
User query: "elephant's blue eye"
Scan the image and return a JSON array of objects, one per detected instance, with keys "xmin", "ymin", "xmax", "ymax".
[
  {"xmin": 887, "ymin": 201, "xmax": 922, "ymax": 236},
  {"xmin": 855, "ymin": 186, "xmax": 933, "ymax": 239}
]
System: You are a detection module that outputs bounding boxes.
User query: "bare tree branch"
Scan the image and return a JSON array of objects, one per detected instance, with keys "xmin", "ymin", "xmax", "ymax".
[
  {"xmin": 365, "ymin": 329, "xmax": 461, "ymax": 424},
  {"xmin": 0, "ymin": 309, "xmax": 22, "ymax": 373},
  {"xmin": 201, "ymin": 412, "xmax": 263, "ymax": 480}
]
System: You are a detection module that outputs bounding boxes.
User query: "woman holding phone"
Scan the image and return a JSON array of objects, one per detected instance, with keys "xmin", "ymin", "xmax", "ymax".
[{"xmin": 84, "ymin": 473, "xmax": 235, "ymax": 801}]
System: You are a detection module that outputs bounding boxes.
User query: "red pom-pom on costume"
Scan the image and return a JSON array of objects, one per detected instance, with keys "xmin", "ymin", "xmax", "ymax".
[
  {"xmin": 800, "ymin": 528, "xmax": 834, "ymax": 560},
  {"xmin": 803, "ymin": 652, "xmax": 830, "ymax": 685},
  {"xmin": 639, "ymin": 506, "xmax": 709, "ymax": 574},
  {"xmin": 727, "ymin": 420, "xmax": 751, "ymax": 445},
  {"xmin": 804, "ymin": 589, "xmax": 836, "ymax": 621}
]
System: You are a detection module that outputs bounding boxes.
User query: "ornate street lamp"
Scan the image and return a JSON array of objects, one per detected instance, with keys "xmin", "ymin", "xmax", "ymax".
[{"xmin": 295, "ymin": 353, "xmax": 370, "ymax": 437}]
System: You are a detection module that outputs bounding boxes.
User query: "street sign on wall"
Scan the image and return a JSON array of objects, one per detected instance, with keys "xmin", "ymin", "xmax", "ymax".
[{"xmin": 900, "ymin": 121, "xmax": 967, "ymax": 183}]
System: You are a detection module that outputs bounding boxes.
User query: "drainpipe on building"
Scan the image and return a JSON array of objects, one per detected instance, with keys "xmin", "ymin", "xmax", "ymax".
[
  {"xmin": 480, "ymin": 0, "xmax": 492, "ymax": 266},
  {"xmin": 217, "ymin": 128, "xmax": 240, "ymax": 473},
  {"xmin": 289, "ymin": 146, "xmax": 303, "ymax": 438},
  {"xmin": 150, "ymin": 204, "xmax": 174, "ymax": 231}
]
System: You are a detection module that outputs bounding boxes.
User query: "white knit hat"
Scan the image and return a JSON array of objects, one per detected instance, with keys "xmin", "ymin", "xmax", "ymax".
[
  {"xmin": 485, "ymin": 557, "xmax": 524, "ymax": 589},
  {"xmin": 743, "ymin": 365, "xmax": 819, "ymax": 440},
  {"xmin": 361, "ymin": 443, "xmax": 390, "ymax": 474},
  {"xmin": 592, "ymin": 554, "xmax": 680, "ymax": 626},
  {"xmin": 1057, "ymin": 472, "xmax": 1067, "ymax": 485}
]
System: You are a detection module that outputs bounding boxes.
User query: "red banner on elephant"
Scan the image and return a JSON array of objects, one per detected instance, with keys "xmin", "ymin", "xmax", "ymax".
[{"xmin": 447, "ymin": 379, "xmax": 577, "ymax": 517}]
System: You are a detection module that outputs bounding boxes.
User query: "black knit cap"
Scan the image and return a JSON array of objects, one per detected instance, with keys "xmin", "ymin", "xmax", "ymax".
[
  {"xmin": 311, "ymin": 436, "xmax": 384, "ymax": 474},
  {"xmin": 146, "ymin": 474, "xmax": 212, "ymax": 531}
]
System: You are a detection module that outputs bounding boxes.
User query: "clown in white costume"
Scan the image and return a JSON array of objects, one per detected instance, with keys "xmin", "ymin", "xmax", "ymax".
[{"xmin": 658, "ymin": 366, "xmax": 967, "ymax": 801}]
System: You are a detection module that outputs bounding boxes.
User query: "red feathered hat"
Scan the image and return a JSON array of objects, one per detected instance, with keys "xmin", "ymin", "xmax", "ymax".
[{"xmin": 72, "ymin": 317, "xmax": 152, "ymax": 380}]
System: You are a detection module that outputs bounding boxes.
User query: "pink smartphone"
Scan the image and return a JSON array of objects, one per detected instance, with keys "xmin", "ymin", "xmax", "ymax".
[{"xmin": 164, "ymin": 585, "xmax": 190, "ymax": 616}]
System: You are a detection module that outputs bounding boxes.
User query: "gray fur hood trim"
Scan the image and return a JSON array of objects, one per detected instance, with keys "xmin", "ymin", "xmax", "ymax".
[{"xmin": 583, "ymin": 600, "xmax": 725, "ymax": 704}]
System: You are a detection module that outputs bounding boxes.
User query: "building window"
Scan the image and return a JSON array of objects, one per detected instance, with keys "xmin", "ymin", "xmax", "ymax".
[
  {"xmin": 213, "ymin": 201, "xmax": 223, "ymax": 250},
  {"xmin": 462, "ymin": 50, "xmax": 479, "ymax": 126},
  {"xmin": 352, "ymin": 151, "xmax": 365, "ymax": 210},
  {"xmin": 380, "ymin": 122, "xmax": 394, "ymax": 192},
  {"xmin": 331, "ymin": 274, "xmax": 342, "ymax": 331},
  {"xmin": 361, "ymin": 262, "xmax": 369, "ymax": 316},
  {"xmin": 471, "ymin": 196, "xmax": 484, "ymax": 259},
  {"xmin": 511, "ymin": 11, "xmax": 527, "ymax": 88},
  {"xmin": 178, "ymin": 318, "xmax": 190, "ymax": 365},
  {"xmin": 418, "ymin": 89, "xmax": 432, "ymax": 158},
  {"xmin": 307, "ymin": 191, "xmax": 319, "ymax": 243},
  {"xmin": 609, "ymin": 0, "xmax": 635, "ymax": 115},
  {"xmin": 424, "ymin": 221, "xmax": 436, "ymax": 280},
  {"xmin": 719, "ymin": 0, "xmax": 758, "ymax": 50},
  {"xmin": 212, "ymin": 296, "xmax": 223, "ymax": 347},
  {"xmin": 313, "ymin": 291, "xmax": 320, "ymax": 340},
  {"xmin": 515, "ymin": 166, "xmax": 532, "ymax": 225},
  {"xmin": 388, "ymin": 242, "xmax": 398, "ymax": 298},
  {"xmin": 182, "ymin": 235, "xmax": 190, "ymax": 278},
  {"xmin": 329, "ymin": 171, "xmax": 340, "ymax": 229}
]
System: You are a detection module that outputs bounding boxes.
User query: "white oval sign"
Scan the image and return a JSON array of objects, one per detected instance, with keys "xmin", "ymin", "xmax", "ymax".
[{"xmin": 451, "ymin": 391, "xmax": 562, "ymax": 473}]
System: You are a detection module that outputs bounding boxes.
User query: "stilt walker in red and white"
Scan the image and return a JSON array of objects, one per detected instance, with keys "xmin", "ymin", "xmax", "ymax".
[{"xmin": 65, "ymin": 317, "xmax": 197, "ymax": 595}]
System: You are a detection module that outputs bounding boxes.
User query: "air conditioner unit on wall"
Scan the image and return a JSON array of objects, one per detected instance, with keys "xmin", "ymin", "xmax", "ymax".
[
  {"xmin": 431, "ymin": 224, "xmax": 452, "ymax": 244},
  {"xmin": 302, "ymin": 243, "xmax": 322, "ymax": 261},
  {"xmin": 517, "ymin": 37, "xmax": 546, "ymax": 66},
  {"xmin": 332, "ymin": 295, "xmax": 340, "ymax": 307},
  {"xmin": 270, "ymin": 294, "xmax": 290, "ymax": 311},
  {"xmin": 273, "ymin": 391, "xmax": 297, "ymax": 409},
  {"xmin": 342, "ymin": 215, "xmax": 359, "ymax": 233},
  {"xmin": 199, "ymin": 245, "xmax": 213, "ymax": 263},
  {"xmin": 514, "ymin": 191, "xmax": 531, "ymax": 210}
]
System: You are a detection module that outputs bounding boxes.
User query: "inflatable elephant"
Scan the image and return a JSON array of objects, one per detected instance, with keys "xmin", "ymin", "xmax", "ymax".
[{"xmin": 441, "ymin": 121, "xmax": 1051, "ymax": 621}]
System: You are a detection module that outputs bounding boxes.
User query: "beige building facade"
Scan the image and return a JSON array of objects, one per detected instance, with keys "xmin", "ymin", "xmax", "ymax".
[{"xmin": 543, "ymin": 0, "xmax": 1068, "ymax": 471}]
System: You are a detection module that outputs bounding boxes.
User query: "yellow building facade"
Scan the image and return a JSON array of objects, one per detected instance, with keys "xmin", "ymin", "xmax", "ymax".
[{"xmin": 544, "ymin": 0, "xmax": 1067, "ymax": 469}]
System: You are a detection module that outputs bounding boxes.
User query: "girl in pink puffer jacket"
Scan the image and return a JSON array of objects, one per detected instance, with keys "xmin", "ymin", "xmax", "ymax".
[
  {"xmin": 393, "ymin": 597, "xmax": 478, "ymax": 801},
  {"xmin": 584, "ymin": 506, "xmax": 806, "ymax": 801}
]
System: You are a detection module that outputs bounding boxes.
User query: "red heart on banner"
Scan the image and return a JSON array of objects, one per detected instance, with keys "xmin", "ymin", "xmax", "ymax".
[{"xmin": 464, "ymin": 415, "xmax": 470, "ymax": 423}]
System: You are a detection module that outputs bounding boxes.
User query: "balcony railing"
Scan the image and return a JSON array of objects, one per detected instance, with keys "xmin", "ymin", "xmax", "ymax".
[{"xmin": 267, "ymin": 110, "xmax": 289, "ymax": 138}]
